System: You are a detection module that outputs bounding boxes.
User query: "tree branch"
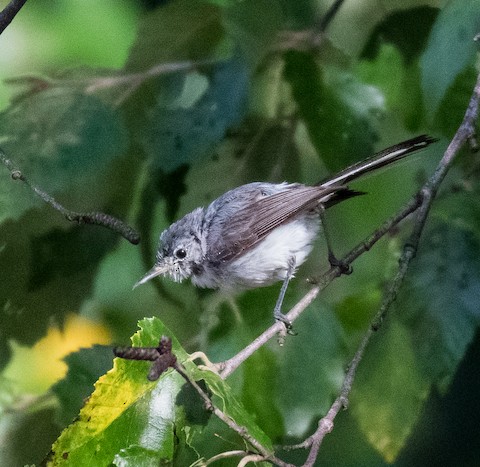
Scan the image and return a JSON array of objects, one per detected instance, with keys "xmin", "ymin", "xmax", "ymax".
[
  {"xmin": 274, "ymin": 0, "xmax": 346, "ymax": 52},
  {"xmin": 0, "ymin": 0, "xmax": 27, "ymax": 35},
  {"xmin": 174, "ymin": 361, "xmax": 294, "ymax": 467},
  {"xmin": 218, "ymin": 193, "xmax": 422, "ymax": 378},
  {"xmin": 280, "ymin": 70, "xmax": 480, "ymax": 467},
  {"xmin": 0, "ymin": 148, "xmax": 140, "ymax": 244},
  {"xmin": 6, "ymin": 59, "xmax": 217, "ymax": 107}
]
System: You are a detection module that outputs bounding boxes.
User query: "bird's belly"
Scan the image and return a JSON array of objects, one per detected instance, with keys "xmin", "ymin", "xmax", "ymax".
[{"xmin": 194, "ymin": 217, "xmax": 320, "ymax": 290}]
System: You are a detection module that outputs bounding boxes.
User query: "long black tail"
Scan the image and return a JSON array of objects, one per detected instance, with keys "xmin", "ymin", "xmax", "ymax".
[{"xmin": 319, "ymin": 135, "xmax": 437, "ymax": 187}]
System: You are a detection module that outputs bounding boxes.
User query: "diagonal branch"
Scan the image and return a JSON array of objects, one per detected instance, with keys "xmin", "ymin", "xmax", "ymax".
[
  {"xmin": 174, "ymin": 361, "xmax": 294, "ymax": 467},
  {"xmin": 281, "ymin": 70, "xmax": 480, "ymax": 467},
  {"xmin": 218, "ymin": 193, "xmax": 422, "ymax": 378},
  {"xmin": 0, "ymin": 148, "xmax": 140, "ymax": 244},
  {"xmin": 274, "ymin": 0, "xmax": 346, "ymax": 52},
  {"xmin": 0, "ymin": 0, "xmax": 27, "ymax": 35}
]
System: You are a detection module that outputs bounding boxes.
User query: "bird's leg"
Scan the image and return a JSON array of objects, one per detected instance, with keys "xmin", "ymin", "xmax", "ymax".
[
  {"xmin": 319, "ymin": 207, "xmax": 352, "ymax": 275},
  {"xmin": 273, "ymin": 256, "xmax": 296, "ymax": 333}
]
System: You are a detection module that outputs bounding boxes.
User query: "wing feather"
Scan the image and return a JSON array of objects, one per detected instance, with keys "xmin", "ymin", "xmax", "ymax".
[{"xmin": 207, "ymin": 184, "xmax": 354, "ymax": 262}]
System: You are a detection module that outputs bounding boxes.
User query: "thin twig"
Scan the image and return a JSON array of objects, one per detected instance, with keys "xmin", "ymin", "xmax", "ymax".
[
  {"xmin": 173, "ymin": 361, "xmax": 294, "ymax": 467},
  {"xmin": 274, "ymin": 0, "xmax": 346, "ymax": 52},
  {"xmin": 316, "ymin": 0, "xmax": 346, "ymax": 34},
  {"xmin": 0, "ymin": 0, "xmax": 27, "ymax": 35},
  {"xmin": 281, "ymin": 70, "xmax": 480, "ymax": 467},
  {"xmin": 218, "ymin": 193, "xmax": 422, "ymax": 378},
  {"xmin": 5, "ymin": 59, "xmax": 218, "ymax": 107},
  {"xmin": 201, "ymin": 450, "xmax": 251, "ymax": 466},
  {"xmin": 0, "ymin": 149, "xmax": 140, "ymax": 244}
]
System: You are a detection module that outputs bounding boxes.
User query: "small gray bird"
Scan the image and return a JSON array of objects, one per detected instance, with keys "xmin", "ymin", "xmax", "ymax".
[{"xmin": 135, "ymin": 135, "xmax": 436, "ymax": 323}]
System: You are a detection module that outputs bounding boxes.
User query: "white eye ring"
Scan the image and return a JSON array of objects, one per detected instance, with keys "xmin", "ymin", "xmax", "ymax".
[{"xmin": 175, "ymin": 248, "xmax": 187, "ymax": 259}]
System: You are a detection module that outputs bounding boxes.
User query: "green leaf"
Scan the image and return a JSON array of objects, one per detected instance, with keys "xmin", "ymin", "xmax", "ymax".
[
  {"xmin": 241, "ymin": 347, "xmax": 284, "ymax": 440},
  {"xmin": 0, "ymin": 177, "xmax": 37, "ymax": 227},
  {"xmin": 335, "ymin": 288, "xmax": 382, "ymax": 334},
  {"xmin": 433, "ymin": 66, "xmax": 478, "ymax": 137},
  {"xmin": 224, "ymin": 0, "xmax": 284, "ymax": 67},
  {"xmin": 232, "ymin": 118, "xmax": 302, "ymax": 183},
  {"xmin": 141, "ymin": 59, "xmax": 248, "ymax": 172},
  {"xmin": 350, "ymin": 318, "xmax": 430, "ymax": 463},
  {"xmin": 0, "ymin": 215, "xmax": 119, "ymax": 358},
  {"xmin": 356, "ymin": 44, "xmax": 426, "ymax": 131},
  {"xmin": 362, "ymin": 6, "xmax": 438, "ymax": 65},
  {"xmin": 0, "ymin": 404, "xmax": 60, "ymax": 466},
  {"xmin": 126, "ymin": 0, "xmax": 228, "ymax": 71},
  {"xmin": 420, "ymin": 0, "xmax": 480, "ymax": 118},
  {"xmin": 48, "ymin": 319, "xmax": 184, "ymax": 465},
  {"xmin": 350, "ymin": 215, "xmax": 480, "ymax": 462},
  {"xmin": 432, "ymin": 185, "xmax": 480, "ymax": 242},
  {"xmin": 113, "ymin": 445, "xmax": 165, "ymax": 467},
  {"xmin": 48, "ymin": 317, "xmax": 273, "ymax": 465},
  {"xmin": 277, "ymin": 306, "xmax": 348, "ymax": 436},
  {"xmin": 177, "ymin": 133, "xmax": 252, "ymax": 216},
  {"xmin": 197, "ymin": 366, "xmax": 274, "ymax": 452},
  {"xmin": 52, "ymin": 346, "xmax": 115, "ymax": 426},
  {"xmin": 0, "ymin": 88, "xmax": 127, "ymax": 223},
  {"xmin": 284, "ymin": 51, "xmax": 383, "ymax": 172},
  {"xmin": 399, "ymin": 223, "xmax": 480, "ymax": 391}
]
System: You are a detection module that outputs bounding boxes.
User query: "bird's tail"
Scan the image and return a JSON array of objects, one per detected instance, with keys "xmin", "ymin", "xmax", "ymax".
[{"xmin": 319, "ymin": 135, "xmax": 437, "ymax": 187}]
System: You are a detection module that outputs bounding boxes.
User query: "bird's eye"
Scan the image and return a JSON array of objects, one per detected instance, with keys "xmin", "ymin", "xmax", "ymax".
[{"xmin": 175, "ymin": 248, "xmax": 187, "ymax": 259}]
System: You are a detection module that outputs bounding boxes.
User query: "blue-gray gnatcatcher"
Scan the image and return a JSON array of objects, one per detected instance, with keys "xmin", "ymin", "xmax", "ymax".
[{"xmin": 135, "ymin": 135, "xmax": 435, "ymax": 324}]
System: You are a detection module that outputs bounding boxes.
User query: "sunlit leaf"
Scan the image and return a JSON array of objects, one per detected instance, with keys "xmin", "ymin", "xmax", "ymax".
[
  {"xmin": 48, "ymin": 319, "xmax": 185, "ymax": 465},
  {"xmin": 48, "ymin": 317, "xmax": 273, "ymax": 465},
  {"xmin": 52, "ymin": 345, "xmax": 115, "ymax": 426},
  {"xmin": 350, "ymin": 318, "xmax": 430, "ymax": 463}
]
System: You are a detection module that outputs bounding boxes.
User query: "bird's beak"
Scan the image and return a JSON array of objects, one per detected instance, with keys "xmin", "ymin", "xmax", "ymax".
[{"xmin": 133, "ymin": 263, "xmax": 169, "ymax": 289}]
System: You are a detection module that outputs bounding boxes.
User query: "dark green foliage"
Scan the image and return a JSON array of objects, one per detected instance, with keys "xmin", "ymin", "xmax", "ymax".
[{"xmin": 1, "ymin": 1, "xmax": 479, "ymax": 466}]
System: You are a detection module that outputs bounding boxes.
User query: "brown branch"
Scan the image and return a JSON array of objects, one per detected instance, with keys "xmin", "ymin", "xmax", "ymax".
[
  {"xmin": 0, "ymin": 149, "xmax": 140, "ymax": 244},
  {"xmin": 279, "ymin": 70, "xmax": 480, "ymax": 467},
  {"xmin": 274, "ymin": 0, "xmax": 346, "ymax": 52},
  {"xmin": 6, "ymin": 59, "xmax": 218, "ymax": 107},
  {"xmin": 173, "ymin": 361, "xmax": 294, "ymax": 467},
  {"xmin": 218, "ymin": 193, "xmax": 422, "ymax": 379},
  {"xmin": 316, "ymin": 0, "xmax": 346, "ymax": 34},
  {"xmin": 0, "ymin": 0, "xmax": 27, "ymax": 35}
]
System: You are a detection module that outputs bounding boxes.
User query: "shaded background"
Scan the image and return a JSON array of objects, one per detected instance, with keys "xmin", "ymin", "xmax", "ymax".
[{"xmin": 0, "ymin": 0, "xmax": 479, "ymax": 465}]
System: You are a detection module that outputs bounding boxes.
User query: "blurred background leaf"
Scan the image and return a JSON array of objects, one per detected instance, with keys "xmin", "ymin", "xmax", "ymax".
[{"xmin": 0, "ymin": 0, "xmax": 479, "ymax": 466}]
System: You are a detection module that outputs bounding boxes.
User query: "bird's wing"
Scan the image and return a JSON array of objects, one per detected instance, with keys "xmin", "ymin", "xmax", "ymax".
[{"xmin": 207, "ymin": 184, "xmax": 356, "ymax": 262}]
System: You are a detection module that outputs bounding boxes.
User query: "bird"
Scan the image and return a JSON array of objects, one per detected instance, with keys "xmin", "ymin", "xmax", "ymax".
[{"xmin": 135, "ymin": 135, "xmax": 436, "ymax": 324}]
